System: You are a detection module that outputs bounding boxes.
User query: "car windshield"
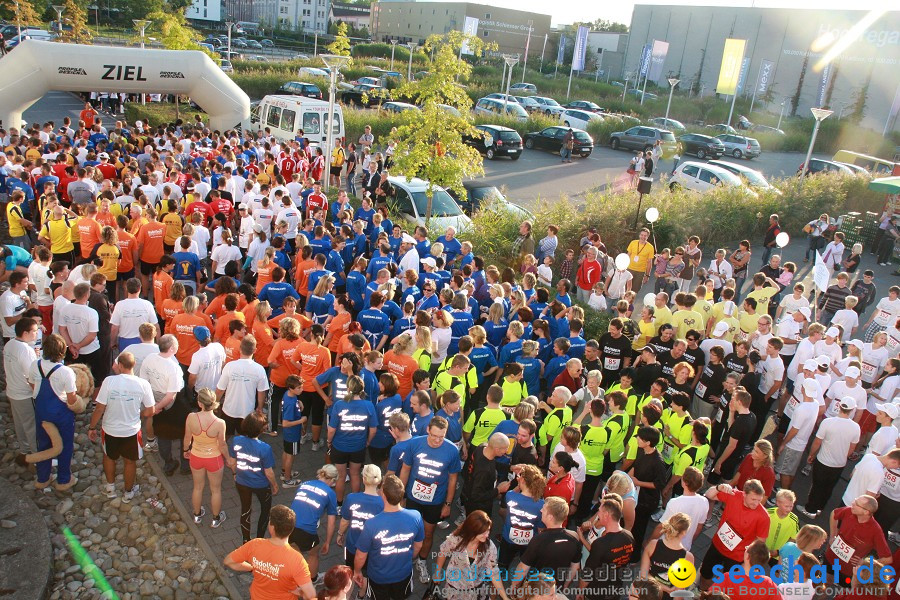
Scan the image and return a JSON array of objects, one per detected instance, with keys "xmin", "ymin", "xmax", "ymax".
[
  {"xmin": 714, "ymin": 170, "xmax": 743, "ymax": 186},
  {"xmin": 542, "ymin": 98, "xmax": 560, "ymax": 106},
  {"xmin": 574, "ymin": 131, "xmax": 592, "ymax": 142},
  {"xmin": 412, "ymin": 189, "xmax": 463, "ymax": 217},
  {"xmin": 737, "ymin": 169, "xmax": 769, "ymax": 187},
  {"xmin": 498, "ymin": 131, "xmax": 521, "ymax": 141},
  {"xmin": 507, "ymin": 104, "xmax": 528, "ymax": 117},
  {"xmin": 468, "ymin": 186, "xmax": 505, "ymax": 204}
]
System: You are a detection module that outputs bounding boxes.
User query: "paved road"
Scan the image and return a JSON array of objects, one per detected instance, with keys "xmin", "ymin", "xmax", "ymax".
[{"xmin": 20, "ymin": 91, "xmax": 118, "ymax": 128}]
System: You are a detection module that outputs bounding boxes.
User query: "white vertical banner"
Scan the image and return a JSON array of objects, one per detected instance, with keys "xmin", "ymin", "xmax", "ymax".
[
  {"xmin": 460, "ymin": 16, "xmax": 479, "ymax": 55},
  {"xmin": 818, "ymin": 63, "xmax": 831, "ymax": 107},
  {"xmin": 647, "ymin": 40, "xmax": 669, "ymax": 82},
  {"xmin": 756, "ymin": 59, "xmax": 775, "ymax": 96},
  {"xmin": 572, "ymin": 25, "xmax": 589, "ymax": 71}
]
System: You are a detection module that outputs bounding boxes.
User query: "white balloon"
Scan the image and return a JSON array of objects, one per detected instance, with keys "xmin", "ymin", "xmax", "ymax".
[
  {"xmin": 615, "ymin": 253, "xmax": 631, "ymax": 271},
  {"xmin": 775, "ymin": 232, "xmax": 790, "ymax": 248},
  {"xmin": 646, "ymin": 207, "xmax": 660, "ymax": 223},
  {"xmin": 643, "ymin": 292, "xmax": 656, "ymax": 307}
]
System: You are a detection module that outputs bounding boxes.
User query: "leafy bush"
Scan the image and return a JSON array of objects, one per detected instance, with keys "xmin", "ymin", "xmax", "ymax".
[
  {"xmin": 351, "ymin": 42, "xmax": 429, "ymax": 63},
  {"xmin": 124, "ymin": 103, "xmax": 206, "ymax": 126},
  {"xmin": 575, "ymin": 300, "xmax": 611, "ymax": 342}
]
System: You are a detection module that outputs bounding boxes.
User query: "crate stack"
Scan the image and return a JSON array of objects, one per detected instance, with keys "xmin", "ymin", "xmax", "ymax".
[{"xmin": 838, "ymin": 212, "xmax": 866, "ymax": 249}]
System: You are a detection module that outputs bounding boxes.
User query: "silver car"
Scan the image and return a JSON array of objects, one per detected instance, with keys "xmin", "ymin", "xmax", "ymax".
[
  {"xmin": 715, "ymin": 134, "xmax": 761, "ymax": 159},
  {"xmin": 609, "ymin": 126, "xmax": 678, "ymax": 157}
]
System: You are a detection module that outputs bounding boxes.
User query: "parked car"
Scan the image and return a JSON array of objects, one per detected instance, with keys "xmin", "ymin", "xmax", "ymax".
[
  {"xmin": 413, "ymin": 70, "xmax": 430, "ymax": 80},
  {"xmin": 199, "ymin": 42, "xmax": 216, "ymax": 53},
  {"xmin": 560, "ymin": 109, "xmax": 603, "ymax": 131},
  {"xmin": 751, "ymin": 124, "xmax": 785, "ymax": 135},
  {"xmin": 295, "ymin": 53, "xmax": 311, "ymax": 60},
  {"xmin": 6, "ymin": 29, "xmax": 55, "ymax": 48},
  {"xmin": 220, "ymin": 60, "xmax": 233, "ymax": 73},
  {"xmin": 836, "ymin": 162, "xmax": 873, "ymax": 177},
  {"xmin": 247, "ymin": 55, "xmax": 268, "ymax": 62},
  {"xmin": 565, "ymin": 101, "xmax": 604, "ymax": 113},
  {"xmin": 350, "ymin": 76, "xmax": 382, "ymax": 87},
  {"xmin": 611, "ymin": 81, "xmax": 625, "ymax": 88},
  {"xmin": 341, "ymin": 84, "xmax": 387, "ymax": 107},
  {"xmin": 260, "ymin": 39, "xmax": 274, "ymax": 47},
  {"xmin": 514, "ymin": 96, "xmax": 542, "ymax": 112},
  {"xmin": 626, "ymin": 89, "xmax": 658, "ymax": 101},
  {"xmin": 524, "ymin": 126, "xmax": 594, "ymax": 158},
  {"xmin": 278, "ymin": 81, "xmax": 323, "ymax": 99},
  {"xmin": 707, "ymin": 160, "xmax": 782, "ymax": 194},
  {"xmin": 484, "ymin": 93, "xmax": 519, "ymax": 104},
  {"xmin": 435, "ymin": 103, "xmax": 462, "ymax": 117},
  {"xmin": 531, "ymin": 96, "xmax": 565, "ymax": 116},
  {"xmin": 715, "ymin": 134, "xmax": 761, "ymax": 159},
  {"xmin": 609, "ymin": 126, "xmax": 678, "ymax": 157},
  {"xmin": 232, "ymin": 38, "xmax": 248, "ymax": 47},
  {"xmin": 474, "ymin": 97, "xmax": 529, "ymax": 122},
  {"xmin": 464, "ymin": 125, "xmax": 522, "ymax": 160},
  {"xmin": 386, "ymin": 176, "xmax": 472, "ymax": 231},
  {"xmin": 299, "ymin": 66, "xmax": 330, "ymax": 78},
  {"xmin": 450, "ymin": 183, "xmax": 532, "ymax": 218},
  {"xmin": 510, "ymin": 83, "xmax": 537, "ymax": 94},
  {"xmin": 677, "ymin": 133, "xmax": 725, "ymax": 159},
  {"xmin": 381, "ymin": 102, "xmax": 420, "ymax": 114},
  {"xmin": 706, "ymin": 123, "xmax": 737, "ymax": 134},
  {"xmin": 670, "ymin": 161, "xmax": 756, "ymax": 196},
  {"xmin": 649, "ymin": 117, "xmax": 686, "ymax": 132},
  {"xmin": 798, "ymin": 159, "xmax": 855, "ymax": 176},
  {"xmin": 604, "ymin": 112, "xmax": 642, "ymax": 126},
  {"xmin": 246, "ymin": 40, "xmax": 263, "ymax": 49}
]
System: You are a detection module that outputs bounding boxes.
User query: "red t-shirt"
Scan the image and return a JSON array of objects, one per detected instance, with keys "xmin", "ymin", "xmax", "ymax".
[
  {"xmin": 826, "ymin": 507, "xmax": 891, "ymax": 575},
  {"xmin": 712, "ymin": 490, "xmax": 770, "ymax": 562},
  {"xmin": 228, "ymin": 538, "xmax": 311, "ymax": 600},
  {"xmin": 306, "ymin": 192, "xmax": 327, "ymax": 216},
  {"xmin": 185, "ymin": 201, "xmax": 213, "ymax": 226},
  {"xmin": 736, "ymin": 454, "xmax": 777, "ymax": 498},
  {"xmin": 712, "ymin": 572, "xmax": 781, "ymax": 600},
  {"xmin": 96, "ymin": 163, "xmax": 117, "ymax": 180},
  {"xmin": 210, "ymin": 198, "xmax": 234, "ymax": 219}
]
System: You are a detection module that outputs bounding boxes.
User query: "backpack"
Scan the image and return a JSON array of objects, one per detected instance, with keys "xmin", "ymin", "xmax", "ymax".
[{"xmin": 332, "ymin": 148, "xmax": 346, "ymax": 167}]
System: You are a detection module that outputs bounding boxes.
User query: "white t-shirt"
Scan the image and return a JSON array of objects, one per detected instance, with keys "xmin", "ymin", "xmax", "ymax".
[
  {"xmin": 787, "ymin": 338, "xmax": 816, "ymax": 381},
  {"xmin": 607, "ymin": 270, "xmax": 633, "ymax": 299},
  {"xmin": 127, "ymin": 342, "xmax": 159, "ymax": 376},
  {"xmin": 110, "ymin": 297, "xmax": 158, "ymax": 339},
  {"xmin": 777, "ymin": 294, "xmax": 810, "ymax": 319},
  {"xmin": 216, "ymin": 358, "xmax": 269, "ymax": 418},
  {"xmin": 188, "ymin": 342, "xmax": 226, "ymax": 391},
  {"xmin": 785, "ymin": 401, "xmax": 818, "ymax": 451},
  {"xmin": 870, "ymin": 425, "xmax": 900, "ymax": 457},
  {"xmin": 699, "ymin": 339, "xmax": 733, "ymax": 364},
  {"xmin": 275, "ymin": 205, "xmax": 301, "ymax": 239},
  {"xmin": 758, "ymin": 355, "xmax": 785, "ymax": 398},
  {"xmin": 861, "ymin": 344, "xmax": 889, "ymax": 385},
  {"xmin": 831, "ymin": 309, "xmax": 859, "ymax": 341},
  {"xmin": 95, "ymin": 373, "xmax": 155, "ymax": 437},
  {"xmin": 191, "ymin": 226, "xmax": 211, "ymax": 260},
  {"xmin": 139, "ymin": 352, "xmax": 185, "ymax": 397},
  {"xmin": 824, "ymin": 380, "xmax": 866, "ymax": 419},
  {"xmin": 0, "ymin": 289, "xmax": 28, "ymax": 339},
  {"xmin": 59, "ymin": 302, "xmax": 100, "ymax": 353},
  {"xmin": 750, "ymin": 331, "xmax": 773, "ymax": 357},
  {"xmin": 843, "ymin": 453, "xmax": 885, "ymax": 506},
  {"xmin": 211, "ymin": 244, "xmax": 242, "ymax": 275},
  {"xmin": 4, "ymin": 338, "xmax": 36, "ymax": 400},
  {"xmin": 659, "ymin": 494, "xmax": 709, "ymax": 551},
  {"xmin": 537, "ymin": 264, "xmax": 554, "ymax": 287},
  {"xmin": 588, "ymin": 292, "xmax": 607, "ymax": 312},
  {"xmin": 776, "ymin": 318, "xmax": 802, "ymax": 356},
  {"xmin": 52, "ymin": 295, "xmax": 70, "ymax": 335},
  {"xmin": 813, "ymin": 339, "xmax": 842, "ymax": 367},
  {"xmin": 27, "ymin": 359, "xmax": 76, "ymax": 401},
  {"xmin": 873, "ymin": 297, "xmax": 900, "ymax": 327},
  {"xmin": 552, "ymin": 443, "xmax": 586, "ymax": 484},
  {"xmin": 28, "ymin": 262, "xmax": 53, "ymax": 307},
  {"xmin": 815, "ymin": 416, "xmax": 860, "ymax": 468}
]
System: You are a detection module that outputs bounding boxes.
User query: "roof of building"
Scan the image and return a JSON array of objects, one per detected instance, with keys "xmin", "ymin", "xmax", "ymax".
[{"xmin": 332, "ymin": 3, "xmax": 370, "ymax": 17}]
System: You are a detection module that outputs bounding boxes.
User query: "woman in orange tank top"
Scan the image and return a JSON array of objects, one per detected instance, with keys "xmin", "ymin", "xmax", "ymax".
[
  {"xmin": 256, "ymin": 247, "xmax": 277, "ymax": 294},
  {"xmin": 182, "ymin": 388, "xmax": 235, "ymax": 527},
  {"xmin": 325, "ymin": 296, "xmax": 353, "ymax": 359}
]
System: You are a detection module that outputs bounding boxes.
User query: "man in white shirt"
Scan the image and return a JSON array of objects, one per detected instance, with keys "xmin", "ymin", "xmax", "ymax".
[
  {"xmin": 650, "ymin": 466, "xmax": 709, "ymax": 551},
  {"xmin": 58, "ymin": 282, "xmax": 101, "ymax": 381},
  {"xmin": 776, "ymin": 305, "xmax": 809, "ymax": 363},
  {"xmin": 775, "ymin": 377, "xmax": 819, "ymax": 493},
  {"xmin": 869, "ymin": 403, "xmax": 900, "ymax": 457},
  {"xmin": 799, "ymin": 397, "xmax": 861, "ymax": 519},
  {"xmin": 398, "ymin": 233, "xmax": 420, "ymax": 285},
  {"xmin": 4, "ymin": 317, "xmax": 39, "ymax": 465},
  {"xmin": 140, "ymin": 335, "xmax": 186, "ymax": 475},
  {"xmin": 785, "ymin": 323, "xmax": 824, "ymax": 390},
  {"xmin": 755, "ymin": 338, "xmax": 785, "ymax": 433},
  {"xmin": 216, "ymin": 335, "xmax": 268, "ymax": 437},
  {"xmin": 52, "ymin": 281, "xmax": 74, "ymax": 335},
  {"xmin": 110, "ymin": 278, "xmax": 158, "ymax": 351},
  {"xmin": 88, "ymin": 351, "xmax": 155, "ymax": 502},
  {"xmin": 699, "ymin": 321, "xmax": 733, "ymax": 364},
  {"xmin": 1, "ymin": 271, "xmax": 32, "ymax": 341},
  {"xmin": 824, "ymin": 366, "xmax": 866, "ymax": 419},
  {"xmin": 127, "ymin": 323, "xmax": 160, "ymax": 376},
  {"xmin": 843, "ymin": 447, "xmax": 900, "ymax": 507},
  {"xmin": 275, "ymin": 196, "xmax": 301, "ymax": 241},
  {"xmin": 188, "ymin": 326, "xmax": 226, "ymax": 394}
]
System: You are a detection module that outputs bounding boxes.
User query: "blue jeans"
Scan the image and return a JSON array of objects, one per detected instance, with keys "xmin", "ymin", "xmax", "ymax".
[
  {"xmin": 733, "ymin": 277, "xmax": 746, "ymax": 303},
  {"xmin": 347, "ymin": 172, "xmax": 357, "ymax": 196}
]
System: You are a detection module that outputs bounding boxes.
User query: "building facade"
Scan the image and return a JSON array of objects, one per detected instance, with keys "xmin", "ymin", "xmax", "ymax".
[
  {"xmin": 224, "ymin": 0, "xmax": 330, "ymax": 33},
  {"xmin": 331, "ymin": 2, "xmax": 371, "ymax": 30},
  {"xmin": 371, "ymin": 1, "xmax": 551, "ymax": 57},
  {"xmin": 623, "ymin": 5, "xmax": 900, "ymax": 131},
  {"xmin": 186, "ymin": 0, "xmax": 222, "ymax": 22},
  {"xmin": 586, "ymin": 32, "xmax": 628, "ymax": 81}
]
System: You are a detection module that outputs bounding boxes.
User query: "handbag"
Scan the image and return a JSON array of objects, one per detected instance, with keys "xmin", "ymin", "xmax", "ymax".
[
  {"xmin": 422, "ymin": 581, "xmax": 444, "ymax": 600},
  {"xmin": 802, "ymin": 223, "xmax": 814, "ymax": 234}
]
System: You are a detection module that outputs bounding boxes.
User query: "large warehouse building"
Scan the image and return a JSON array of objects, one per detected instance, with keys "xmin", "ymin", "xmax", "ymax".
[{"xmin": 624, "ymin": 5, "xmax": 900, "ymax": 131}]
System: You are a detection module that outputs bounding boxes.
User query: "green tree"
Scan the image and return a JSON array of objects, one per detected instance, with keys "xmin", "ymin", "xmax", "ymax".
[
  {"xmin": 388, "ymin": 30, "xmax": 493, "ymax": 218},
  {"xmin": 583, "ymin": 19, "xmax": 628, "ymax": 33},
  {"xmin": 327, "ymin": 21, "xmax": 351, "ymax": 57},
  {"xmin": 60, "ymin": 0, "xmax": 91, "ymax": 44},
  {"xmin": 145, "ymin": 0, "xmax": 204, "ymax": 51},
  {"xmin": 0, "ymin": 0, "xmax": 42, "ymax": 28}
]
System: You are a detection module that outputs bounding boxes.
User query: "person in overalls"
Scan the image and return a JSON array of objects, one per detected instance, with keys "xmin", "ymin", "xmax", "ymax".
[{"xmin": 29, "ymin": 334, "xmax": 78, "ymax": 491}]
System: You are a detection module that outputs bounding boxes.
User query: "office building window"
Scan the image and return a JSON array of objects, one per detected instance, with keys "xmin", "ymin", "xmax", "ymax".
[{"xmin": 484, "ymin": 12, "xmax": 490, "ymax": 18}]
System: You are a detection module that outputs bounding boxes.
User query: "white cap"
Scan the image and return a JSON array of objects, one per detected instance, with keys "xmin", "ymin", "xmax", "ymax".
[
  {"xmin": 802, "ymin": 378, "xmax": 821, "ymax": 397},
  {"xmin": 238, "ymin": 203, "xmax": 248, "ymax": 210},
  {"xmin": 848, "ymin": 339, "xmax": 864, "ymax": 351},
  {"xmin": 826, "ymin": 326, "xmax": 840, "ymax": 338},
  {"xmin": 839, "ymin": 397, "xmax": 858, "ymax": 411},
  {"xmin": 712, "ymin": 322, "xmax": 729, "ymax": 337},
  {"xmin": 876, "ymin": 403, "xmax": 900, "ymax": 419},
  {"xmin": 421, "ymin": 257, "xmax": 437, "ymax": 268},
  {"xmin": 844, "ymin": 366, "xmax": 861, "ymax": 379},
  {"xmin": 797, "ymin": 306, "xmax": 811, "ymax": 320},
  {"xmin": 252, "ymin": 223, "xmax": 263, "ymax": 233},
  {"xmin": 401, "ymin": 233, "xmax": 416, "ymax": 244},
  {"xmin": 722, "ymin": 301, "xmax": 736, "ymax": 316},
  {"xmin": 803, "ymin": 359, "xmax": 818, "ymax": 372},
  {"xmin": 135, "ymin": 120, "xmax": 143, "ymax": 129},
  {"xmin": 98, "ymin": 152, "xmax": 109, "ymax": 159},
  {"xmin": 817, "ymin": 355, "xmax": 831, "ymax": 368}
]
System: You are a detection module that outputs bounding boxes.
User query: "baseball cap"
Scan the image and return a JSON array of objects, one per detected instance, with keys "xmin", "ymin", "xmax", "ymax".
[
  {"xmin": 797, "ymin": 307, "xmax": 811, "ymax": 320},
  {"xmin": 401, "ymin": 233, "xmax": 415, "ymax": 244},
  {"xmin": 253, "ymin": 223, "xmax": 264, "ymax": 233},
  {"xmin": 802, "ymin": 378, "xmax": 821, "ymax": 397},
  {"xmin": 839, "ymin": 397, "xmax": 857, "ymax": 411},
  {"xmin": 848, "ymin": 339, "xmax": 864, "ymax": 351},
  {"xmin": 712, "ymin": 322, "xmax": 729, "ymax": 337},
  {"xmin": 803, "ymin": 359, "xmax": 818, "ymax": 372},
  {"xmin": 98, "ymin": 152, "xmax": 109, "ymax": 159},
  {"xmin": 817, "ymin": 355, "xmax": 831, "ymax": 368},
  {"xmin": 844, "ymin": 366, "xmax": 861, "ymax": 379},
  {"xmin": 194, "ymin": 326, "xmax": 211, "ymax": 342},
  {"xmin": 421, "ymin": 257, "xmax": 437, "ymax": 268},
  {"xmin": 826, "ymin": 326, "xmax": 840, "ymax": 338},
  {"xmin": 238, "ymin": 203, "xmax": 248, "ymax": 210},
  {"xmin": 641, "ymin": 345, "xmax": 656, "ymax": 354},
  {"xmin": 876, "ymin": 403, "xmax": 900, "ymax": 419}
]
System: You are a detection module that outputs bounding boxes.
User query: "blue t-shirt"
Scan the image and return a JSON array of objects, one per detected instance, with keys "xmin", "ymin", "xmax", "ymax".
[
  {"xmin": 416, "ymin": 294, "xmax": 440, "ymax": 313},
  {"xmin": 354, "ymin": 206, "xmax": 376, "ymax": 232},
  {"xmin": 382, "ymin": 300, "xmax": 402, "ymax": 323},
  {"xmin": 440, "ymin": 236, "xmax": 462, "ymax": 265},
  {"xmin": 281, "ymin": 392, "xmax": 303, "ymax": 443},
  {"xmin": 436, "ymin": 408, "xmax": 463, "ymax": 443},
  {"xmin": 229, "ymin": 436, "xmax": 275, "ymax": 489},
  {"xmin": 291, "ymin": 479, "xmax": 338, "ymax": 534},
  {"xmin": 259, "ymin": 282, "xmax": 301, "ymax": 317},
  {"xmin": 356, "ymin": 509, "xmax": 425, "ymax": 584},
  {"xmin": 388, "ymin": 437, "xmax": 414, "ymax": 474},
  {"xmin": 391, "ymin": 317, "xmax": 416, "ymax": 340},
  {"xmin": 517, "ymin": 356, "xmax": 543, "ymax": 398},
  {"xmin": 358, "ymin": 308, "xmax": 391, "ymax": 348},
  {"xmin": 362, "ymin": 368, "xmax": 379, "ymax": 404},
  {"xmin": 306, "ymin": 292, "xmax": 335, "ymax": 325},
  {"xmin": 372, "ymin": 394, "xmax": 403, "ymax": 449},
  {"xmin": 411, "ymin": 410, "xmax": 433, "ymax": 437},
  {"xmin": 568, "ymin": 335, "xmax": 587, "ymax": 360},
  {"xmin": 469, "ymin": 346, "xmax": 498, "ymax": 384},
  {"xmin": 545, "ymin": 355, "xmax": 568, "ymax": 390},
  {"xmin": 502, "ymin": 491, "xmax": 544, "ymax": 545},
  {"xmin": 325, "ymin": 250, "xmax": 346, "ymax": 286},
  {"xmin": 448, "ymin": 310, "xmax": 474, "ymax": 356},
  {"xmin": 315, "ymin": 367, "xmax": 351, "ymax": 405},
  {"xmin": 4, "ymin": 245, "xmax": 32, "ymax": 270},
  {"xmin": 778, "ymin": 542, "xmax": 803, "ymax": 583},
  {"xmin": 484, "ymin": 320, "xmax": 509, "ymax": 350},
  {"xmin": 346, "ymin": 271, "xmax": 367, "ymax": 311},
  {"xmin": 402, "ymin": 436, "xmax": 462, "ymax": 506},
  {"xmin": 498, "ymin": 339, "xmax": 523, "ymax": 368},
  {"xmin": 172, "ymin": 251, "xmax": 201, "ymax": 281},
  {"xmin": 328, "ymin": 399, "xmax": 377, "ymax": 452},
  {"xmin": 308, "ymin": 237, "xmax": 332, "ymax": 257},
  {"xmin": 366, "ymin": 255, "xmax": 394, "ymax": 281},
  {"xmin": 307, "ymin": 268, "xmax": 331, "ymax": 294},
  {"xmin": 489, "ymin": 419, "xmax": 520, "ymax": 465},
  {"xmin": 341, "ymin": 492, "xmax": 385, "ymax": 554}
]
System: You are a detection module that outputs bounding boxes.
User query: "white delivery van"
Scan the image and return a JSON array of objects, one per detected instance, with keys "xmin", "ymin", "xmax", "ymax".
[{"xmin": 243, "ymin": 95, "xmax": 344, "ymax": 146}]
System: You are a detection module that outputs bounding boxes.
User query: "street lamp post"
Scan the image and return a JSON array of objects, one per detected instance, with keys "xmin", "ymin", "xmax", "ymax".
[
  {"xmin": 225, "ymin": 21, "xmax": 234, "ymax": 58},
  {"xmin": 776, "ymin": 98, "xmax": 786, "ymax": 130},
  {"xmin": 13, "ymin": 1, "xmax": 20, "ymax": 38},
  {"xmin": 390, "ymin": 39, "xmax": 398, "ymax": 71},
  {"xmin": 502, "ymin": 54, "xmax": 519, "ymax": 117},
  {"xmin": 801, "ymin": 107, "xmax": 833, "ymax": 178},
  {"xmin": 321, "ymin": 54, "xmax": 351, "ymax": 193},
  {"xmin": 406, "ymin": 42, "xmax": 417, "ymax": 81},
  {"xmin": 664, "ymin": 77, "xmax": 679, "ymax": 122},
  {"xmin": 133, "ymin": 20, "xmax": 150, "ymax": 104},
  {"xmin": 52, "ymin": 5, "xmax": 64, "ymax": 36},
  {"xmin": 622, "ymin": 73, "xmax": 630, "ymax": 102}
]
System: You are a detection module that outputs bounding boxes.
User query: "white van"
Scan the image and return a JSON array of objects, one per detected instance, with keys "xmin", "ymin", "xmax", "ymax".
[{"xmin": 244, "ymin": 95, "xmax": 344, "ymax": 146}]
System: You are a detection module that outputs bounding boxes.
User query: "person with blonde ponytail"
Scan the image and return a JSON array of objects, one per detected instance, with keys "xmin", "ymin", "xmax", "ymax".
[
  {"xmin": 183, "ymin": 388, "xmax": 234, "ymax": 527},
  {"xmin": 337, "ymin": 464, "xmax": 384, "ymax": 567},
  {"xmin": 256, "ymin": 246, "xmax": 277, "ymax": 294},
  {"xmin": 326, "ymin": 373, "xmax": 376, "ymax": 505},
  {"xmin": 640, "ymin": 512, "xmax": 693, "ymax": 596}
]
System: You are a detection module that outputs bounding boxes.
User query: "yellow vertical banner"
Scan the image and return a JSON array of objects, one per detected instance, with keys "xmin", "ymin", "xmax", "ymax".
[{"xmin": 716, "ymin": 38, "xmax": 746, "ymax": 95}]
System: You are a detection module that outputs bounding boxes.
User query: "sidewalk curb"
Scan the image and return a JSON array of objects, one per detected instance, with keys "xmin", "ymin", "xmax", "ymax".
[{"xmin": 145, "ymin": 454, "xmax": 245, "ymax": 600}]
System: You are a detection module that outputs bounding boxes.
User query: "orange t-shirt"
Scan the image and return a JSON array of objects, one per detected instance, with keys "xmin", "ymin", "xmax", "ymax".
[
  {"xmin": 169, "ymin": 312, "xmax": 207, "ymax": 365},
  {"xmin": 268, "ymin": 311, "xmax": 312, "ymax": 332},
  {"xmin": 96, "ymin": 211, "xmax": 115, "ymax": 229},
  {"xmin": 268, "ymin": 337, "xmax": 302, "ymax": 388},
  {"xmin": 294, "ymin": 258, "xmax": 316, "ymax": 296},
  {"xmin": 337, "ymin": 335, "xmax": 370, "ymax": 357},
  {"xmin": 296, "ymin": 340, "xmax": 330, "ymax": 392},
  {"xmin": 327, "ymin": 312, "xmax": 352, "ymax": 353},
  {"xmin": 241, "ymin": 299, "xmax": 260, "ymax": 323},
  {"xmin": 206, "ymin": 294, "xmax": 248, "ymax": 321},
  {"xmin": 215, "ymin": 311, "xmax": 246, "ymax": 344},
  {"xmin": 117, "ymin": 230, "xmax": 136, "ymax": 273},
  {"xmin": 153, "ymin": 271, "xmax": 173, "ymax": 316},
  {"xmin": 137, "ymin": 221, "xmax": 166, "ymax": 264},
  {"xmin": 77, "ymin": 218, "xmax": 102, "ymax": 258},
  {"xmin": 256, "ymin": 262, "xmax": 275, "ymax": 294},
  {"xmin": 80, "ymin": 108, "xmax": 97, "ymax": 126},
  {"xmin": 224, "ymin": 336, "xmax": 242, "ymax": 363},
  {"xmin": 228, "ymin": 538, "xmax": 311, "ymax": 600},
  {"xmin": 384, "ymin": 350, "xmax": 419, "ymax": 398},
  {"xmin": 130, "ymin": 216, "xmax": 148, "ymax": 237},
  {"xmin": 161, "ymin": 298, "xmax": 184, "ymax": 324},
  {"xmin": 252, "ymin": 320, "xmax": 275, "ymax": 367}
]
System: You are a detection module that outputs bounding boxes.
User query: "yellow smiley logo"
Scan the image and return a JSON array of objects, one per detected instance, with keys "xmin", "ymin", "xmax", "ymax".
[{"xmin": 667, "ymin": 558, "xmax": 697, "ymax": 589}]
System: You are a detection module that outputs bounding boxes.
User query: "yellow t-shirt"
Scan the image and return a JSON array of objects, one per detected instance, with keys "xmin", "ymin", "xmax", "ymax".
[
  {"xmin": 653, "ymin": 305, "xmax": 673, "ymax": 329},
  {"xmin": 717, "ymin": 316, "xmax": 741, "ymax": 343},
  {"xmin": 7, "ymin": 203, "xmax": 26, "ymax": 237},
  {"xmin": 632, "ymin": 319, "xmax": 657, "ymax": 351},
  {"xmin": 747, "ymin": 287, "xmax": 778, "ymax": 313},
  {"xmin": 96, "ymin": 243, "xmax": 121, "ymax": 280},
  {"xmin": 671, "ymin": 309, "xmax": 704, "ymax": 339},
  {"xmin": 694, "ymin": 298, "xmax": 713, "ymax": 328},
  {"xmin": 626, "ymin": 240, "xmax": 655, "ymax": 273},
  {"xmin": 738, "ymin": 311, "xmax": 761, "ymax": 336},
  {"xmin": 163, "ymin": 212, "xmax": 184, "ymax": 246},
  {"xmin": 69, "ymin": 216, "xmax": 82, "ymax": 243},
  {"xmin": 41, "ymin": 217, "xmax": 75, "ymax": 254}
]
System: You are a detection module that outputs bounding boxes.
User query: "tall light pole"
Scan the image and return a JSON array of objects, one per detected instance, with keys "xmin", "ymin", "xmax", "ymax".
[
  {"xmin": 52, "ymin": 5, "xmax": 64, "ymax": 36},
  {"xmin": 321, "ymin": 54, "xmax": 351, "ymax": 193},
  {"xmin": 622, "ymin": 73, "xmax": 630, "ymax": 102},
  {"xmin": 521, "ymin": 19, "xmax": 532, "ymax": 83},
  {"xmin": 133, "ymin": 20, "xmax": 150, "ymax": 104},
  {"xmin": 664, "ymin": 77, "xmax": 679, "ymax": 122},
  {"xmin": 502, "ymin": 54, "xmax": 519, "ymax": 116},
  {"xmin": 390, "ymin": 39, "xmax": 398, "ymax": 71},
  {"xmin": 406, "ymin": 42, "xmax": 417, "ymax": 81},
  {"xmin": 14, "ymin": 1, "xmax": 20, "ymax": 38},
  {"xmin": 801, "ymin": 107, "xmax": 833, "ymax": 178},
  {"xmin": 225, "ymin": 21, "xmax": 234, "ymax": 58},
  {"xmin": 776, "ymin": 98, "xmax": 786, "ymax": 130}
]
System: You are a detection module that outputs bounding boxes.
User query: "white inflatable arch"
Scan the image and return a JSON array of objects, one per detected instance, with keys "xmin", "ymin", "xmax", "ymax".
[{"xmin": 0, "ymin": 39, "xmax": 251, "ymax": 131}]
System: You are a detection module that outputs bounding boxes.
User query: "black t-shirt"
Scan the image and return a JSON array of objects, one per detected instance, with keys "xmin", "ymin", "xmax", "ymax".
[
  {"xmin": 659, "ymin": 351, "xmax": 687, "ymax": 380},
  {"xmin": 510, "ymin": 443, "xmax": 539, "ymax": 469},
  {"xmin": 520, "ymin": 528, "xmax": 582, "ymax": 585},
  {"xmin": 723, "ymin": 412, "xmax": 757, "ymax": 464},
  {"xmin": 664, "ymin": 381, "xmax": 693, "ymax": 406},
  {"xmin": 582, "ymin": 530, "xmax": 635, "ymax": 599},
  {"xmin": 598, "ymin": 333, "xmax": 633, "ymax": 383},
  {"xmin": 583, "ymin": 358, "xmax": 602, "ymax": 373},
  {"xmin": 460, "ymin": 445, "xmax": 498, "ymax": 506},
  {"xmin": 683, "ymin": 346, "xmax": 707, "ymax": 372},
  {"xmin": 696, "ymin": 362, "xmax": 727, "ymax": 401},
  {"xmin": 632, "ymin": 362, "xmax": 663, "ymax": 396},
  {"xmin": 648, "ymin": 335, "xmax": 674, "ymax": 356},
  {"xmin": 723, "ymin": 352, "xmax": 750, "ymax": 376},
  {"xmin": 632, "ymin": 450, "xmax": 667, "ymax": 509}
]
